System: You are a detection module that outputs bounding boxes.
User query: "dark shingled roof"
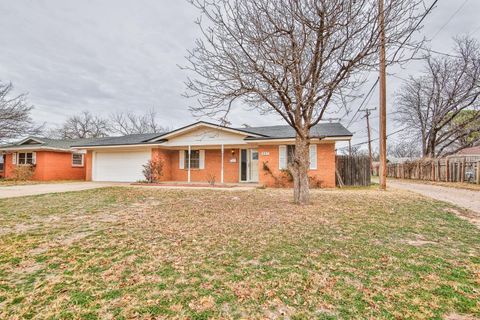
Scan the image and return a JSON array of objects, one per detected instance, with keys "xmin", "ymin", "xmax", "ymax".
[
  {"xmin": 0, "ymin": 137, "xmax": 106, "ymax": 150},
  {"xmin": 72, "ymin": 122, "xmax": 352, "ymax": 147},
  {"xmin": 72, "ymin": 133, "xmax": 166, "ymax": 147},
  {"xmin": 238, "ymin": 123, "xmax": 352, "ymax": 140}
]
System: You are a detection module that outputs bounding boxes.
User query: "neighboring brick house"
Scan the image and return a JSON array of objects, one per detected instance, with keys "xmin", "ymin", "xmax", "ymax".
[
  {"xmin": 0, "ymin": 137, "xmax": 95, "ymax": 181},
  {"xmin": 1, "ymin": 122, "xmax": 352, "ymax": 187},
  {"xmin": 73, "ymin": 121, "xmax": 352, "ymax": 188}
]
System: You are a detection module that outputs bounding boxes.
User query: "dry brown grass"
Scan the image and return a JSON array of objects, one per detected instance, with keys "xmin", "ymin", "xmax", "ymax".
[{"xmin": 0, "ymin": 187, "xmax": 479, "ymax": 319}]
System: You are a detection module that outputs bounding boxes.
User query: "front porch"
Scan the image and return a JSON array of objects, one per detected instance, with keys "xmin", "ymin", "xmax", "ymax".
[{"xmin": 152, "ymin": 145, "xmax": 260, "ymax": 185}]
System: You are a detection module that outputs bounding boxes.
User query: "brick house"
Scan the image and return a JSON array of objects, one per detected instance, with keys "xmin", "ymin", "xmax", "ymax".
[
  {"xmin": 0, "ymin": 137, "xmax": 95, "ymax": 181},
  {"xmin": 1, "ymin": 122, "xmax": 352, "ymax": 187}
]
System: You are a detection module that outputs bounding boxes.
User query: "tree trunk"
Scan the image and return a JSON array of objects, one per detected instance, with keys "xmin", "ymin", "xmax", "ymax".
[{"xmin": 291, "ymin": 134, "xmax": 310, "ymax": 205}]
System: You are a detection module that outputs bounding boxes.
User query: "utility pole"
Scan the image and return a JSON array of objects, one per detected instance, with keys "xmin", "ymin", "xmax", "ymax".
[
  {"xmin": 361, "ymin": 108, "xmax": 376, "ymax": 173},
  {"xmin": 378, "ymin": 0, "xmax": 387, "ymax": 190}
]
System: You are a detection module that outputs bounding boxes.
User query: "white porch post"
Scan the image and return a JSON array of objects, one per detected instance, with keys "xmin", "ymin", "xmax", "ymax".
[
  {"xmin": 221, "ymin": 144, "xmax": 224, "ymax": 184},
  {"xmin": 188, "ymin": 145, "xmax": 191, "ymax": 183}
]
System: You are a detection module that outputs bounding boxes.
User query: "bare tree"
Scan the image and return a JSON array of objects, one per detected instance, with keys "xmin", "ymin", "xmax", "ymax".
[
  {"xmin": 183, "ymin": 0, "xmax": 426, "ymax": 204},
  {"xmin": 55, "ymin": 111, "xmax": 110, "ymax": 139},
  {"xmin": 387, "ymin": 140, "xmax": 421, "ymax": 158},
  {"xmin": 0, "ymin": 82, "xmax": 43, "ymax": 142},
  {"xmin": 109, "ymin": 109, "xmax": 168, "ymax": 135},
  {"xmin": 397, "ymin": 37, "xmax": 480, "ymax": 158}
]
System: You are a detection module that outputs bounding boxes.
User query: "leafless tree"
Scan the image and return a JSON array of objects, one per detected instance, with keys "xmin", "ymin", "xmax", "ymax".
[
  {"xmin": 183, "ymin": 0, "xmax": 426, "ymax": 204},
  {"xmin": 109, "ymin": 109, "xmax": 168, "ymax": 135},
  {"xmin": 0, "ymin": 82, "xmax": 43, "ymax": 142},
  {"xmin": 396, "ymin": 37, "xmax": 480, "ymax": 158},
  {"xmin": 54, "ymin": 111, "xmax": 110, "ymax": 139},
  {"xmin": 387, "ymin": 140, "xmax": 421, "ymax": 158}
]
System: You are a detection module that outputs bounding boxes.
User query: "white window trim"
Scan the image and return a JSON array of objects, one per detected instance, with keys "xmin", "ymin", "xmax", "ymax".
[
  {"xmin": 17, "ymin": 152, "xmax": 35, "ymax": 165},
  {"xmin": 279, "ymin": 145, "xmax": 318, "ymax": 170},
  {"xmin": 72, "ymin": 153, "xmax": 85, "ymax": 167}
]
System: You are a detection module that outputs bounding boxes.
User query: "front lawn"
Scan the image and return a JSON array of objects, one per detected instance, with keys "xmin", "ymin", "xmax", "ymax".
[{"xmin": 0, "ymin": 188, "xmax": 479, "ymax": 319}]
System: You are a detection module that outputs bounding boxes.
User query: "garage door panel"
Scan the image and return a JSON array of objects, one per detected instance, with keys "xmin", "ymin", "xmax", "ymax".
[{"xmin": 94, "ymin": 150, "xmax": 151, "ymax": 182}]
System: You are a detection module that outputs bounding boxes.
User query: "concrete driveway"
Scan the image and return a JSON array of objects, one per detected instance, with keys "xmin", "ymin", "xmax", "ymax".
[
  {"xmin": 0, "ymin": 182, "xmax": 118, "ymax": 199},
  {"xmin": 385, "ymin": 179, "xmax": 480, "ymax": 214}
]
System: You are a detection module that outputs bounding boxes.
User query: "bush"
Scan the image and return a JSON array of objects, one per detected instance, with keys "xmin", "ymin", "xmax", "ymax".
[
  {"xmin": 142, "ymin": 159, "xmax": 164, "ymax": 183},
  {"xmin": 13, "ymin": 165, "xmax": 35, "ymax": 181}
]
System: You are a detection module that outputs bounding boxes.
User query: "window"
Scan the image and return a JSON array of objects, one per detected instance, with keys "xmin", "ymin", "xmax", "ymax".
[
  {"xmin": 0, "ymin": 155, "xmax": 4, "ymax": 171},
  {"xmin": 287, "ymin": 145, "xmax": 295, "ymax": 165},
  {"xmin": 72, "ymin": 153, "xmax": 84, "ymax": 167},
  {"xmin": 184, "ymin": 150, "xmax": 200, "ymax": 169},
  {"xmin": 18, "ymin": 152, "xmax": 34, "ymax": 165}
]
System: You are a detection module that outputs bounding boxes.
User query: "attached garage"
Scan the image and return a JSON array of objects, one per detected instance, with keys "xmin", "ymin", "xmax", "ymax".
[{"xmin": 92, "ymin": 150, "xmax": 151, "ymax": 182}]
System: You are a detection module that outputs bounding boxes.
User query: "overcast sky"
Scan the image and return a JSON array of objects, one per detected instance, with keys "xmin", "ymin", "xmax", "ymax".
[{"xmin": 1, "ymin": 0, "xmax": 479, "ymax": 148}]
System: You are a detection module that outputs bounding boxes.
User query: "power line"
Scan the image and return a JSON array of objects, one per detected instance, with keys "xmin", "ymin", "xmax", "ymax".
[
  {"xmin": 346, "ymin": 78, "xmax": 379, "ymax": 128},
  {"xmin": 338, "ymin": 127, "xmax": 409, "ymax": 150},
  {"xmin": 388, "ymin": 0, "xmax": 440, "ymax": 62},
  {"xmin": 431, "ymin": 0, "xmax": 470, "ymax": 40}
]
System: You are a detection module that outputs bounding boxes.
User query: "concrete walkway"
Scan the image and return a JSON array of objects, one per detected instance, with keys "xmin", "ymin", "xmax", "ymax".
[
  {"xmin": 386, "ymin": 179, "xmax": 480, "ymax": 213},
  {"xmin": 0, "ymin": 182, "xmax": 117, "ymax": 199}
]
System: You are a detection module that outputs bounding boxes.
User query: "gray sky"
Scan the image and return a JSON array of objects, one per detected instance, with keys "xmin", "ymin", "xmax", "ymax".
[{"xmin": 1, "ymin": 0, "xmax": 479, "ymax": 148}]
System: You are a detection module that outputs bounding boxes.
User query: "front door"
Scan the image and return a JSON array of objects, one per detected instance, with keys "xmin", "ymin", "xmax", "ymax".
[{"xmin": 240, "ymin": 149, "xmax": 259, "ymax": 182}]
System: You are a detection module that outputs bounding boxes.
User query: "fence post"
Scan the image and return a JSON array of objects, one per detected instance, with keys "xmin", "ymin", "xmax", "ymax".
[
  {"xmin": 431, "ymin": 160, "xmax": 435, "ymax": 181},
  {"xmin": 477, "ymin": 161, "xmax": 480, "ymax": 185},
  {"xmin": 445, "ymin": 159, "xmax": 449, "ymax": 182},
  {"xmin": 461, "ymin": 158, "xmax": 466, "ymax": 183}
]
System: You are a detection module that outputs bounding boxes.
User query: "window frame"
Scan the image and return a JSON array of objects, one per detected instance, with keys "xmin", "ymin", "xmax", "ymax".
[
  {"xmin": 184, "ymin": 150, "xmax": 200, "ymax": 169},
  {"xmin": 18, "ymin": 152, "xmax": 34, "ymax": 165},
  {"xmin": 72, "ymin": 153, "xmax": 85, "ymax": 167}
]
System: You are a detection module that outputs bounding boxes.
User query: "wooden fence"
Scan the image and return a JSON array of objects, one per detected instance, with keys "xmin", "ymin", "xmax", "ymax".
[
  {"xmin": 385, "ymin": 158, "xmax": 480, "ymax": 184},
  {"xmin": 336, "ymin": 155, "xmax": 371, "ymax": 187}
]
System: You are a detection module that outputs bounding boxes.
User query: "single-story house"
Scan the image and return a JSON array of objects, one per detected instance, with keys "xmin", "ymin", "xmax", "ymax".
[
  {"xmin": 1, "ymin": 121, "xmax": 353, "ymax": 187},
  {"xmin": 0, "ymin": 137, "xmax": 99, "ymax": 181}
]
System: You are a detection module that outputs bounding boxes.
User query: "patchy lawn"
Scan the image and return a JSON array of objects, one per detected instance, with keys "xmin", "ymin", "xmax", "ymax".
[{"xmin": 0, "ymin": 188, "xmax": 479, "ymax": 319}]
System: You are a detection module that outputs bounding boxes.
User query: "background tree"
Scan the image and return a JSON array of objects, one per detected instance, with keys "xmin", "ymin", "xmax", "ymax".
[
  {"xmin": 184, "ymin": 0, "xmax": 425, "ymax": 204},
  {"xmin": 0, "ymin": 82, "xmax": 42, "ymax": 142},
  {"xmin": 448, "ymin": 110, "xmax": 480, "ymax": 151},
  {"xmin": 53, "ymin": 111, "xmax": 110, "ymax": 139},
  {"xmin": 396, "ymin": 37, "xmax": 480, "ymax": 158},
  {"xmin": 109, "ymin": 109, "xmax": 168, "ymax": 135},
  {"xmin": 387, "ymin": 140, "xmax": 421, "ymax": 158}
]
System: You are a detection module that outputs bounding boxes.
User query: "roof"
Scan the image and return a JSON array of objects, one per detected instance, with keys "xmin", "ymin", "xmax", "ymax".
[
  {"xmin": 0, "ymin": 136, "xmax": 106, "ymax": 151},
  {"xmin": 2, "ymin": 122, "xmax": 353, "ymax": 150},
  {"xmin": 71, "ymin": 132, "xmax": 166, "ymax": 147},
  {"xmin": 455, "ymin": 146, "xmax": 480, "ymax": 156},
  {"xmin": 73, "ymin": 122, "xmax": 352, "ymax": 147},
  {"xmin": 240, "ymin": 123, "xmax": 352, "ymax": 140}
]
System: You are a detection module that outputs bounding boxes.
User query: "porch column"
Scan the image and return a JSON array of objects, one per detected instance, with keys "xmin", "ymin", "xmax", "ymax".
[
  {"xmin": 188, "ymin": 145, "xmax": 191, "ymax": 183},
  {"xmin": 221, "ymin": 144, "xmax": 224, "ymax": 184}
]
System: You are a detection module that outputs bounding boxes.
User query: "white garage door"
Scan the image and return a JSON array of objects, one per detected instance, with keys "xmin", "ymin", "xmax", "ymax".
[{"xmin": 93, "ymin": 150, "xmax": 151, "ymax": 182}]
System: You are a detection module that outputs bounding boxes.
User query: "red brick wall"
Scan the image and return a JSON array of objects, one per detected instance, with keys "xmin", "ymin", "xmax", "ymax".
[
  {"xmin": 152, "ymin": 148, "xmax": 173, "ymax": 181},
  {"xmin": 3, "ymin": 151, "xmax": 86, "ymax": 181},
  {"xmin": 258, "ymin": 142, "xmax": 336, "ymax": 188}
]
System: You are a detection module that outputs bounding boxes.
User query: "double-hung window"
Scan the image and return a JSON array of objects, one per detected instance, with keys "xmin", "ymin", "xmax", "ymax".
[
  {"xmin": 72, "ymin": 153, "xmax": 84, "ymax": 167},
  {"xmin": 18, "ymin": 152, "xmax": 34, "ymax": 165},
  {"xmin": 279, "ymin": 145, "xmax": 317, "ymax": 170},
  {"xmin": 185, "ymin": 150, "xmax": 200, "ymax": 169}
]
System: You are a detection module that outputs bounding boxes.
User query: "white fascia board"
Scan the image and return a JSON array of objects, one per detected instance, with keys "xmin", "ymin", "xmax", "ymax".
[
  {"xmin": 72, "ymin": 144, "xmax": 162, "ymax": 150},
  {"xmin": 244, "ymin": 136, "xmax": 352, "ymax": 144},
  {"xmin": 15, "ymin": 136, "xmax": 45, "ymax": 145}
]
